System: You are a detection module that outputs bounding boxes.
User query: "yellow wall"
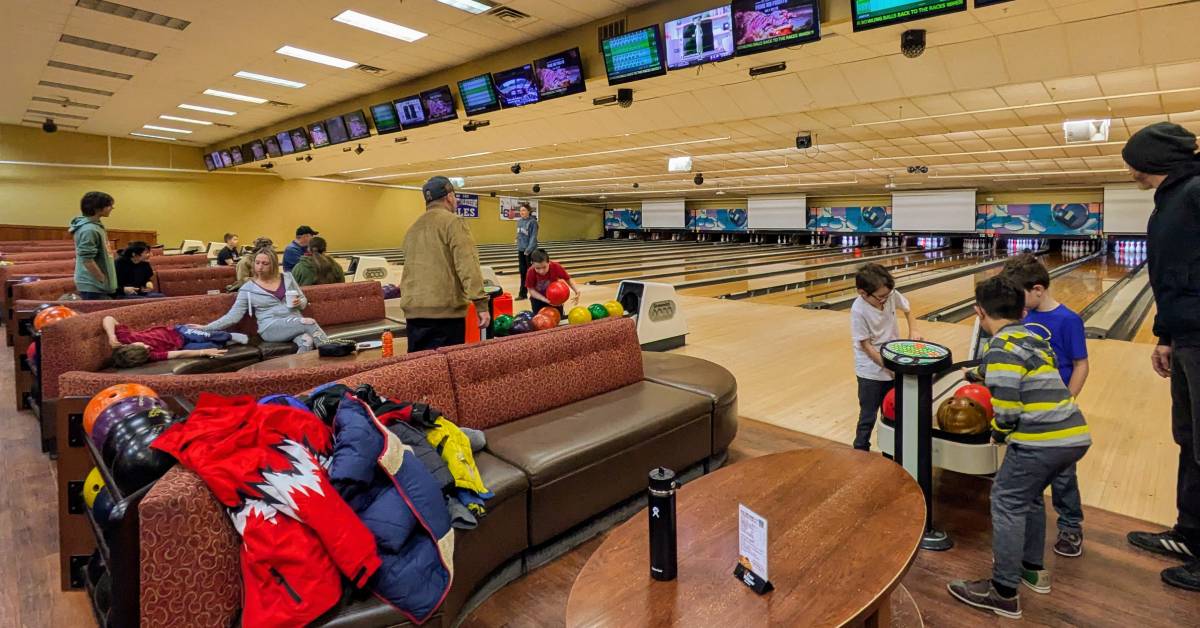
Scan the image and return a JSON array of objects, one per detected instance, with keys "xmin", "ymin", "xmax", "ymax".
[{"xmin": 0, "ymin": 125, "xmax": 601, "ymax": 248}]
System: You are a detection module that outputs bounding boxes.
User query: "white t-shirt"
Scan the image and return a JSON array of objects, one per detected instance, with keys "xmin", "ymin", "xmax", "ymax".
[{"xmin": 850, "ymin": 289, "xmax": 911, "ymax": 381}]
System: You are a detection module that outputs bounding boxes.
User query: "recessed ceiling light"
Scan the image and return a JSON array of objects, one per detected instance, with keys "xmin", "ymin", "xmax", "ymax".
[
  {"xmin": 234, "ymin": 71, "xmax": 306, "ymax": 88},
  {"xmin": 275, "ymin": 45, "xmax": 357, "ymax": 69},
  {"xmin": 436, "ymin": 0, "xmax": 492, "ymax": 14},
  {"xmin": 202, "ymin": 88, "xmax": 267, "ymax": 104},
  {"xmin": 448, "ymin": 151, "xmax": 493, "ymax": 160},
  {"xmin": 143, "ymin": 124, "xmax": 191, "ymax": 134},
  {"xmin": 159, "ymin": 114, "xmax": 212, "ymax": 125},
  {"xmin": 332, "ymin": 10, "xmax": 427, "ymax": 42},
  {"xmin": 339, "ymin": 168, "xmax": 372, "ymax": 174},
  {"xmin": 130, "ymin": 132, "xmax": 177, "ymax": 141},
  {"xmin": 179, "ymin": 103, "xmax": 235, "ymax": 115}
]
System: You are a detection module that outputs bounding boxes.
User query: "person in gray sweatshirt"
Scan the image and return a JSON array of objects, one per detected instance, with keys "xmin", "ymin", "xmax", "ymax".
[
  {"xmin": 515, "ymin": 201, "xmax": 539, "ymax": 299},
  {"xmin": 197, "ymin": 247, "xmax": 329, "ymax": 352},
  {"xmin": 70, "ymin": 191, "xmax": 118, "ymax": 300}
]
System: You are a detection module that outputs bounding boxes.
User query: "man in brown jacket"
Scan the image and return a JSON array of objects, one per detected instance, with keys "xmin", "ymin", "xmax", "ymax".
[{"xmin": 400, "ymin": 176, "xmax": 490, "ymax": 352}]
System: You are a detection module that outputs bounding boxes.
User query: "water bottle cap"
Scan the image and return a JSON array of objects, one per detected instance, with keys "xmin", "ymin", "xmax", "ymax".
[{"xmin": 649, "ymin": 467, "xmax": 676, "ymax": 491}]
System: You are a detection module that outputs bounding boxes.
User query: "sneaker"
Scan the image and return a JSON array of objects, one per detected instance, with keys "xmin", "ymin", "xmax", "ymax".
[
  {"xmin": 1054, "ymin": 530, "xmax": 1083, "ymax": 557},
  {"xmin": 1128, "ymin": 529, "xmax": 1196, "ymax": 561},
  {"xmin": 1162, "ymin": 561, "xmax": 1200, "ymax": 592},
  {"xmin": 1021, "ymin": 567, "xmax": 1052, "ymax": 594},
  {"xmin": 947, "ymin": 578, "xmax": 1022, "ymax": 619}
]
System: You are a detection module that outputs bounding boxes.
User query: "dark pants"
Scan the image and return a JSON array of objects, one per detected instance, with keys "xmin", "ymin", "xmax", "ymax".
[
  {"xmin": 517, "ymin": 252, "xmax": 531, "ymax": 298},
  {"xmin": 530, "ymin": 298, "xmax": 563, "ymax": 317},
  {"xmin": 79, "ymin": 291, "xmax": 111, "ymax": 301},
  {"xmin": 855, "ymin": 377, "xmax": 893, "ymax": 451},
  {"xmin": 407, "ymin": 318, "xmax": 466, "ymax": 353},
  {"xmin": 1171, "ymin": 345, "xmax": 1200, "ymax": 544},
  {"xmin": 1051, "ymin": 464, "xmax": 1083, "ymax": 534},
  {"xmin": 174, "ymin": 325, "xmax": 233, "ymax": 350}
]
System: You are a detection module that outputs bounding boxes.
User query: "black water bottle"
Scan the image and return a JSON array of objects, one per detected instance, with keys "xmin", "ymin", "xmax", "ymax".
[{"xmin": 647, "ymin": 467, "xmax": 677, "ymax": 581}]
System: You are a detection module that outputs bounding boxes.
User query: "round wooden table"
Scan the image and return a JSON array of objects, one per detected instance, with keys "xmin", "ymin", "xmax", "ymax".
[
  {"xmin": 564, "ymin": 449, "xmax": 926, "ymax": 627},
  {"xmin": 238, "ymin": 347, "xmax": 386, "ymax": 372}
]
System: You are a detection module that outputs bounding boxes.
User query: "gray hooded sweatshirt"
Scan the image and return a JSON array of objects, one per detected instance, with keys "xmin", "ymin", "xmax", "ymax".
[
  {"xmin": 516, "ymin": 216, "xmax": 539, "ymax": 255},
  {"xmin": 202, "ymin": 273, "xmax": 309, "ymax": 336},
  {"xmin": 69, "ymin": 216, "xmax": 117, "ymax": 294}
]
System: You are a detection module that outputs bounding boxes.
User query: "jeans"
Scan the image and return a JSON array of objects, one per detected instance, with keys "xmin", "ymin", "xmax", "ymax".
[
  {"xmin": 407, "ymin": 318, "xmax": 465, "ymax": 353},
  {"xmin": 261, "ymin": 318, "xmax": 329, "ymax": 353},
  {"xmin": 78, "ymin": 291, "xmax": 111, "ymax": 301},
  {"xmin": 991, "ymin": 444, "xmax": 1089, "ymax": 588},
  {"xmin": 1171, "ymin": 345, "xmax": 1200, "ymax": 544},
  {"xmin": 517, "ymin": 252, "xmax": 531, "ymax": 297},
  {"xmin": 174, "ymin": 325, "xmax": 233, "ymax": 350},
  {"xmin": 1051, "ymin": 464, "xmax": 1084, "ymax": 534},
  {"xmin": 855, "ymin": 377, "xmax": 893, "ymax": 450}
]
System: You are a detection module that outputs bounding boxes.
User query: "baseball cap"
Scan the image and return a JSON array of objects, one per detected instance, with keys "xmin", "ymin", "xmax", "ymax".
[
  {"xmin": 423, "ymin": 176, "xmax": 455, "ymax": 203},
  {"xmin": 295, "ymin": 225, "xmax": 319, "ymax": 237}
]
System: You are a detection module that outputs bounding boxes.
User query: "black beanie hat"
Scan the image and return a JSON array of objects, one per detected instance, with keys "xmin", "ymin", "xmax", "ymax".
[{"xmin": 1122, "ymin": 122, "xmax": 1198, "ymax": 175}]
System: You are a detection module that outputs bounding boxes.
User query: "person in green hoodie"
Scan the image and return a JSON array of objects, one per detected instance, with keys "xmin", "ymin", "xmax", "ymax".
[{"xmin": 70, "ymin": 191, "xmax": 118, "ymax": 300}]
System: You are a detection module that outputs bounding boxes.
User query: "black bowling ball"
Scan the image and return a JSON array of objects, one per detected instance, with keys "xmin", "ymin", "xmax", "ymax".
[
  {"xmin": 101, "ymin": 407, "xmax": 171, "ymax": 468},
  {"xmin": 110, "ymin": 422, "xmax": 178, "ymax": 495}
]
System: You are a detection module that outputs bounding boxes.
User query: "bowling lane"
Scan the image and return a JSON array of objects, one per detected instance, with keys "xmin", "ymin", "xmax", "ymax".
[
  {"xmin": 579, "ymin": 247, "xmax": 848, "ymax": 282},
  {"xmin": 1134, "ymin": 305, "xmax": 1158, "ymax": 344},
  {"xmin": 745, "ymin": 253, "xmax": 983, "ymax": 307},
  {"xmin": 679, "ymin": 250, "xmax": 948, "ymax": 298}
]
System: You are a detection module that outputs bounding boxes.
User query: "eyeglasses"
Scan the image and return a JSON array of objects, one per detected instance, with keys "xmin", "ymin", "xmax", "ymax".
[{"xmin": 868, "ymin": 289, "xmax": 892, "ymax": 303}]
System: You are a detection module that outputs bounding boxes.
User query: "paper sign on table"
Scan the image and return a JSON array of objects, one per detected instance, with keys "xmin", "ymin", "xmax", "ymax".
[{"xmin": 738, "ymin": 504, "xmax": 768, "ymax": 582}]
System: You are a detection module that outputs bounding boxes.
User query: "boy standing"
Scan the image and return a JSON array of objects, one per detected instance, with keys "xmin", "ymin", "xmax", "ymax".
[
  {"xmin": 948, "ymin": 276, "xmax": 1091, "ymax": 619},
  {"xmin": 1003, "ymin": 254, "xmax": 1090, "ymax": 557},
  {"xmin": 850, "ymin": 263, "xmax": 921, "ymax": 451},
  {"xmin": 70, "ymin": 191, "xmax": 117, "ymax": 300},
  {"xmin": 524, "ymin": 249, "xmax": 580, "ymax": 315}
]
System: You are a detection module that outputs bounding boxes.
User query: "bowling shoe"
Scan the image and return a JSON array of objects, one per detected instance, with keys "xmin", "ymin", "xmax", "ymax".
[
  {"xmin": 947, "ymin": 578, "xmax": 1021, "ymax": 619},
  {"xmin": 1127, "ymin": 528, "xmax": 1196, "ymax": 561},
  {"xmin": 1162, "ymin": 561, "xmax": 1200, "ymax": 592},
  {"xmin": 1054, "ymin": 530, "xmax": 1083, "ymax": 557}
]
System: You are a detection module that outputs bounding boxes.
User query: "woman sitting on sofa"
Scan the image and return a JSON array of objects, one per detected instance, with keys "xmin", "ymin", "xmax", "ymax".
[
  {"xmin": 290, "ymin": 236, "xmax": 346, "ymax": 287},
  {"xmin": 198, "ymin": 247, "xmax": 329, "ymax": 352},
  {"xmin": 114, "ymin": 241, "xmax": 164, "ymax": 298}
]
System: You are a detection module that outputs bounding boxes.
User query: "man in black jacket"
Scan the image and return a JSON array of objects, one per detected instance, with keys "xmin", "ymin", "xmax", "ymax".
[{"xmin": 1123, "ymin": 121, "xmax": 1200, "ymax": 591}]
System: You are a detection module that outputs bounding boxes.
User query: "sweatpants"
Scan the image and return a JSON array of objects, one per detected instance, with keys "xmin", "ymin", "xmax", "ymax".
[
  {"xmin": 517, "ymin": 252, "xmax": 531, "ymax": 298},
  {"xmin": 407, "ymin": 318, "xmax": 465, "ymax": 353},
  {"xmin": 991, "ymin": 443, "xmax": 1089, "ymax": 588},
  {"xmin": 855, "ymin": 376, "xmax": 893, "ymax": 451},
  {"xmin": 174, "ymin": 325, "xmax": 234, "ymax": 350},
  {"xmin": 1171, "ymin": 345, "xmax": 1200, "ymax": 545},
  {"xmin": 261, "ymin": 318, "xmax": 328, "ymax": 353}
]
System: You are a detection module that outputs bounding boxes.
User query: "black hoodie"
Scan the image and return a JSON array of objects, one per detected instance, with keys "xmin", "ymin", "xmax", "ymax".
[{"xmin": 1147, "ymin": 157, "xmax": 1200, "ymax": 347}]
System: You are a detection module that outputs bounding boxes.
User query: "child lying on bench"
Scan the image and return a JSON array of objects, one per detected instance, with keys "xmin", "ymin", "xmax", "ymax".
[{"xmin": 103, "ymin": 315, "xmax": 249, "ymax": 368}]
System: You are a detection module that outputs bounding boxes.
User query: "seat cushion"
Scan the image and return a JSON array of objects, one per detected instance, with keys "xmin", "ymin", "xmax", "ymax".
[
  {"xmin": 257, "ymin": 341, "xmax": 298, "ymax": 360},
  {"xmin": 324, "ymin": 318, "xmax": 405, "ymax": 343},
  {"xmin": 100, "ymin": 345, "xmax": 262, "ymax": 375},
  {"xmin": 641, "ymin": 351, "xmax": 737, "ymax": 407},
  {"xmin": 476, "ymin": 451, "xmax": 527, "ymax": 505}
]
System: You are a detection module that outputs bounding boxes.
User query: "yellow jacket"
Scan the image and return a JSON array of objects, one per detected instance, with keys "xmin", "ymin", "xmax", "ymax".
[{"xmin": 425, "ymin": 417, "xmax": 488, "ymax": 496}]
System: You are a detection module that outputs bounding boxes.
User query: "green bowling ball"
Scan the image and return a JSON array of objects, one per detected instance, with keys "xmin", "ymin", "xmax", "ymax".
[
  {"xmin": 588, "ymin": 304, "xmax": 609, "ymax": 320},
  {"xmin": 493, "ymin": 314, "xmax": 515, "ymax": 336}
]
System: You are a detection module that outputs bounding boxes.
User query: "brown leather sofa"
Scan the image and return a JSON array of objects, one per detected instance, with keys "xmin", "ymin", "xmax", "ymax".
[{"xmin": 125, "ymin": 318, "xmax": 737, "ymax": 628}]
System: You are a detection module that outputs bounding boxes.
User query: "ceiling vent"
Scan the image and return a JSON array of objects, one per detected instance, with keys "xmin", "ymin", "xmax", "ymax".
[
  {"xmin": 598, "ymin": 18, "xmax": 627, "ymax": 52},
  {"xmin": 355, "ymin": 64, "xmax": 391, "ymax": 77},
  {"xmin": 266, "ymin": 101, "xmax": 293, "ymax": 109},
  {"xmin": 37, "ymin": 80, "xmax": 114, "ymax": 96},
  {"xmin": 27, "ymin": 108, "xmax": 88, "ymax": 121},
  {"xmin": 47, "ymin": 60, "xmax": 132, "ymax": 80},
  {"xmin": 75, "ymin": 0, "xmax": 190, "ymax": 30},
  {"xmin": 488, "ymin": 6, "xmax": 533, "ymax": 24},
  {"xmin": 59, "ymin": 34, "xmax": 157, "ymax": 60},
  {"xmin": 32, "ymin": 95, "xmax": 100, "ymax": 109}
]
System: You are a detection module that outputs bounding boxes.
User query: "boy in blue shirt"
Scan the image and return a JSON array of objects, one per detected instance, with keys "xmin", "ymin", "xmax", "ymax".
[{"xmin": 1002, "ymin": 253, "xmax": 1089, "ymax": 557}]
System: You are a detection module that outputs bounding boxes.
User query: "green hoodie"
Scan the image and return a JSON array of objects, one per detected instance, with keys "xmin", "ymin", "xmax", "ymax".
[{"xmin": 69, "ymin": 216, "xmax": 117, "ymax": 294}]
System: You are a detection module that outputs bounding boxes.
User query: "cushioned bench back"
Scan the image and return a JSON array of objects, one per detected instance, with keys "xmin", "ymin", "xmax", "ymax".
[
  {"xmin": 330, "ymin": 352, "xmax": 459, "ymax": 421},
  {"xmin": 155, "ymin": 266, "xmax": 235, "ymax": 296},
  {"xmin": 1, "ymin": 251, "xmax": 76, "ymax": 262},
  {"xmin": 302, "ymin": 281, "xmax": 386, "ymax": 326},
  {"xmin": 11, "ymin": 277, "xmax": 76, "ymax": 302},
  {"xmin": 441, "ymin": 317, "xmax": 644, "ymax": 430}
]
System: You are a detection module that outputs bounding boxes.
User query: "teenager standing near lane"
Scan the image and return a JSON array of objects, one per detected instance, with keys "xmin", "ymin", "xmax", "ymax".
[
  {"xmin": 70, "ymin": 191, "xmax": 118, "ymax": 300},
  {"xmin": 515, "ymin": 202, "xmax": 539, "ymax": 300}
]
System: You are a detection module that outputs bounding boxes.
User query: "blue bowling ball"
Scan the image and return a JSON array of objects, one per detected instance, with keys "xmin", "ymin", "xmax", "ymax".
[{"xmin": 92, "ymin": 487, "xmax": 116, "ymax": 529}]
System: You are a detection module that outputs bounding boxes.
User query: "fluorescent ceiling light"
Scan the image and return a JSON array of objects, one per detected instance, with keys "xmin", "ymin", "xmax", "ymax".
[
  {"xmin": 449, "ymin": 177, "xmax": 467, "ymax": 188},
  {"xmin": 203, "ymin": 89, "xmax": 267, "ymax": 104},
  {"xmin": 339, "ymin": 168, "xmax": 372, "ymax": 174},
  {"xmin": 276, "ymin": 45, "xmax": 357, "ymax": 69},
  {"xmin": 930, "ymin": 168, "xmax": 1127, "ymax": 179},
  {"xmin": 448, "ymin": 151, "xmax": 493, "ymax": 160},
  {"xmin": 437, "ymin": 0, "xmax": 492, "ymax": 14},
  {"xmin": 1063, "ymin": 119, "xmax": 1111, "ymax": 144},
  {"xmin": 234, "ymin": 71, "xmax": 306, "ymax": 88},
  {"xmin": 333, "ymin": 10, "xmax": 427, "ymax": 42},
  {"xmin": 130, "ymin": 132, "xmax": 177, "ymax": 141},
  {"xmin": 872, "ymin": 141, "xmax": 1124, "ymax": 161},
  {"xmin": 179, "ymin": 103, "xmax": 235, "ymax": 115},
  {"xmin": 668, "ymin": 156, "xmax": 693, "ymax": 173},
  {"xmin": 159, "ymin": 114, "xmax": 212, "ymax": 125},
  {"xmin": 143, "ymin": 124, "xmax": 191, "ymax": 134}
]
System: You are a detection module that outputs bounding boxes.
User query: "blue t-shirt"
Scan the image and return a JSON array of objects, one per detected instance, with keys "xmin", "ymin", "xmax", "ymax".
[{"xmin": 1023, "ymin": 304, "xmax": 1087, "ymax": 386}]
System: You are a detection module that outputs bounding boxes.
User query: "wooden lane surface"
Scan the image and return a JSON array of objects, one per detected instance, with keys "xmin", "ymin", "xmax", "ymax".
[
  {"xmin": 1134, "ymin": 304, "xmax": 1159, "ymax": 344},
  {"xmin": 574, "ymin": 247, "xmax": 847, "ymax": 281},
  {"xmin": 746, "ymin": 254, "xmax": 982, "ymax": 307},
  {"xmin": 948, "ymin": 254, "xmax": 1132, "ymax": 326},
  {"xmin": 563, "ymin": 449, "xmax": 925, "ymax": 628}
]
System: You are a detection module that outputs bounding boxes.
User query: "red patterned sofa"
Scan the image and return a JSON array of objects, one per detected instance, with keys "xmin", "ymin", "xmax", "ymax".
[{"xmin": 127, "ymin": 318, "xmax": 738, "ymax": 628}]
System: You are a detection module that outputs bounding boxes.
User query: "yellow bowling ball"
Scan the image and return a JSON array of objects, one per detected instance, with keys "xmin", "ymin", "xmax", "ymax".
[
  {"xmin": 603, "ymin": 301, "xmax": 624, "ymax": 318},
  {"xmin": 83, "ymin": 467, "xmax": 105, "ymax": 509},
  {"xmin": 567, "ymin": 306, "xmax": 592, "ymax": 325}
]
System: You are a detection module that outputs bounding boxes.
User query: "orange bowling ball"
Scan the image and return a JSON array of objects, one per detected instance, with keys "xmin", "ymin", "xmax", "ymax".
[
  {"xmin": 936, "ymin": 397, "xmax": 990, "ymax": 435},
  {"xmin": 530, "ymin": 314, "xmax": 555, "ymax": 331},
  {"xmin": 34, "ymin": 305, "xmax": 78, "ymax": 331},
  {"xmin": 537, "ymin": 307, "xmax": 561, "ymax": 326},
  {"xmin": 84, "ymin": 383, "xmax": 159, "ymax": 435}
]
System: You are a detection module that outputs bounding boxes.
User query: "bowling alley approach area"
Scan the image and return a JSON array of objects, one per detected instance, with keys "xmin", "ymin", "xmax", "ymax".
[{"xmin": 6, "ymin": 0, "xmax": 1200, "ymax": 626}]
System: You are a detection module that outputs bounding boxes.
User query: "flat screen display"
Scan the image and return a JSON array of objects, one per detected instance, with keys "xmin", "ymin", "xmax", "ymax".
[
  {"xmin": 393, "ymin": 95, "xmax": 427, "ymax": 129},
  {"xmin": 203, "ymin": 153, "xmax": 216, "ymax": 171},
  {"xmin": 370, "ymin": 102, "xmax": 402, "ymax": 134},
  {"xmin": 308, "ymin": 122, "xmax": 330, "ymax": 148},
  {"xmin": 852, "ymin": 0, "xmax": 966, "ymax": 32},
  {"xmin": 241, "ymin": 142, "xmax": 258, "ymax": 163},
  {"xmin": 247, "ymin": 139, "xmax": 266, "ymax": 161},
  {"xmin": 325, "ymin": 116, "xmax": 350, "ymax": 144},
  {"xmin": 264, "ymin": 136, "xmax": 282, "ymax": 158},
  {"xmin": 218, "ymin": 150, "xmax": 233, "ymax": 168},
  {"xmin": 457, "ymin": 74, "xmax": 502, "ymax": 116},
  {"xmin": 493, "ymin": 64, "xmax": 540, "ymax": 108},
  {"xmin": 289, "ymin": 128, "xmax": 311, "ymax": 152},
  {"xmin": 732, "ymin": 0, "xmax": 820, "ymax": 55},
  {"xmin": 534, "ymin": 48, "xmax": 586, "ymax": 100},
  {"xmin": 421, "ymin": 86, "xmax": 458, "ymax": 123},
  {"xmin": 344, "ymin": 110, "xmax": 371, "ymax": 140},
  {"xmin": 601, "ymin": 25, "xmax": 667, "ymax": 86},
  {"xmin": 665, "ymin": 6, "xmax": 735, "ymax": 69},
  {"xmin": 229, "ymin": 146, "xmax": 245, "ymax": 165},
  {"xmin": 276, "ymin": 131, "xmax": 295, "ymax": 155},
  {"xmin": 974, "ymin": 0, "xmax": 1011, "ymax": 5}
]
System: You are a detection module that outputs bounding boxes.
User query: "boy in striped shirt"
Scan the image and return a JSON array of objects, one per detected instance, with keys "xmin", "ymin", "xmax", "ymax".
[{"xmin": 948, "ymin": 276, "xmax": 1091, "ymax": 620}]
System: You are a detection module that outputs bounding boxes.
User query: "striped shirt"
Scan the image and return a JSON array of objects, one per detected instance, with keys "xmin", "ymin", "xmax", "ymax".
[{"xmin": 973, "ymin": 323, "xmax": 1091, "ymax": 448}]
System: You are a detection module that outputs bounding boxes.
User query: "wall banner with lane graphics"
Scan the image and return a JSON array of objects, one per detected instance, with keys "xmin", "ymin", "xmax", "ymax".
[
  {"xmin": 807, "ymin": 206, "xmax": 893, "ymax": 233},
  {"xmin": 499, "ymin": 197, "xmax": 539, "ymax": 221},
  {"xmin": 605, "ymin": 208, "xmax": 642, "ymax": 230},
  {"xmin": 976, "ymin": 203, "xmax": 1102, "ymax": 235},
  {"xmin": 686, "ymin": 208, "xmax": 748, "ymax": 232}
]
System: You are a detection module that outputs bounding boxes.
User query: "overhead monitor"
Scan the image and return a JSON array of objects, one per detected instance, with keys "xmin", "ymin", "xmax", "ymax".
[
  {"xmin": 229, "ymin": 146, "xmax": 245, "ymax": 165},
  {"xmin": 852, "ymin": 0, "xmax": 967, "ymax": 32},
  {"xmin": 264, "ymin": 136, "xmax": 282, "ymax": 158},
  {"xmin": 370, "ymin": 101, "xmax": 403, "ymax": 134},
  {"xmin": 247, "ymin": 139, "xmax": 266, "ymax": 161},
  {"xmin": 732, "ymin": 0, "xmax": 820, "ymax": 55},
  {"xmin": 308, "ymin": 121, "xmax": 330, "ymax": 148},
  {"xmin": 276, "ymin": 130, "xmax": 296, "ymax": 155},
  {"xmin": 974, "ymin": 0, "xmax": 1012, "ymax": 6},
  {"xmin": 457, "ymin": 73, "xmax": 502, "ymax": 116},
  {"xmin": 393, "ymin": 95, "xmax": 428, "ymax": 129},
  {"xmin": 289, "ymin": 127, "xmax": 311, "ymax": 152},
  {"xmin": 343, "ymin": 110, "xmax": 371, "ymax": 140},
  {"xmin": 533, "ymin": 48, "xmax": 586, "ymax": 100},
  {"xmin": 601, "ymin": 25, "xmax": 667, "ymax": 86},
  {"xmin": 218, "ymin": 150, "xmax": 233, "ymax": 168},
  {"xmin": 325, "ymin": 115, "xmax": 350, "ymax": 145},
  {"xmin": 664, "ymin": 5, "xmax": 735, "ymax": 70},
  {"xmin": 240, "ymin": 142, "xmax": 259, "ymax": 163},
  {"xmin": 203, "ymin": 153, "xmax": 216, "ymax": 171},
  {"xmin": 493, "ymin": 64, "xmax": 540, "ymax": 108},
  {"xmin": 421, "ymin": 85, "xmax": 458, "ymax": 123}
]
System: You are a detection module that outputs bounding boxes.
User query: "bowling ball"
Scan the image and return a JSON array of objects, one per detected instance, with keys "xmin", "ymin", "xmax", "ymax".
[
  {"xmin": 954, "ymin": 384, "xmax": 994, "ymax": 420},
  {"xmin": 515, "ymin": 310, "xmax": 533, "ymax": 322},
  {"xmin": 531, "ymin": 314, "xmax": 555, "ymax": 331},
  {"xmin": 545, "ymin": 280, "xmax": 570, "ymax": 306},
  {"xmin": 1052, "ymin": 203, "xmax": 1089, "ymax": 230},
  {"xmin": 82, "ymin": 467, "xmax": 104, "ymax": 509},
  {"xmin": 381, "ymin": 284, "xmax": 401, "ymax": 300},
  {"xmin": 92, "ymin": 487, "xmax": 116, "ymax": 529},
  {"xmin": 92, "ymin": 395, "xmax": 166, "ymax": 454},
  {"xmin": 102, "ymin": 406, "xmax": 174, "ymax": 469},
  {"xmin": 728, "ymin": 208, "xmax": 748, "ymax": 227},
  {"xmin": 33, "ymin": 305, "xmax": 77, "ymax": 331},
  {"xmin": 510, "ymin": 319, "xmax": 534, "ymax": 334},
  {"xmin": 588, "ymin": 304, "xmax": 609, "ymax": 320},
  {"xmin": 882, "ymin": 388, "xmax": 896, "ymax": 421},
  {"xmin": 110, "ymin": 422, "xmax": 178, "ymax": 495},
  {"xmin": 567, "ymin": 307, "xmax": 592, "ymax": 325},
  {"xmin": 603, "ymin": 301, "xmax": 624, "ymax": 318},
  {"xmin": 936, "ymin": 397, "xmax": 990, "ymax": 435},
  {"xmin": 493, "ymin": 314, "xmax": 515, "ymax": 336},
  {"xmin": 537, "ymin": 307, "xmax": 561, "ymax": 326},
  {"xmin": 84, "ymin": 383, "xmax": 158, "ymax": 435},
  {"xmin": 861, "ymin": 206, "xmax": 888, "ymax": 228}
]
